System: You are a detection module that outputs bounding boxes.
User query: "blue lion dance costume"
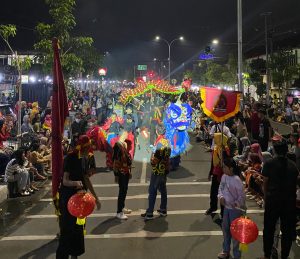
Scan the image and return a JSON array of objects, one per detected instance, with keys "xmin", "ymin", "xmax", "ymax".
[{"xmin": 164, "ymin": 101, "xmax": 192, "ymax": 170}]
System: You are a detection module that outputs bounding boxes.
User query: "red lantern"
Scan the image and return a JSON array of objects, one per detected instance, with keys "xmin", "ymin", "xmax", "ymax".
[
  {"xmin": 67, "ymin": 192, "xmax": 96, "ymax": 218},
  {"xmin": 230, "ymin": 217, "xmax": 259, "ymax": 252}
]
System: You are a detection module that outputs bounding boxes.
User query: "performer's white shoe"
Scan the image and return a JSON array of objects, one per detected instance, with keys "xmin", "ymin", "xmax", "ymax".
[
  {"xmin": 123, "ymin": 208, "xmax": 132, "ymax": 214},
  {"xmin": 116, "ymin": 212, "xmax": 128, "ymax": 220}
]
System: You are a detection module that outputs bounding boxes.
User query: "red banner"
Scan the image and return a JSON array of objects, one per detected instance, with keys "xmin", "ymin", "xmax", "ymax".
[
  {"xmin": 52, "ymin": 38, "xmax": 69, "ymax": 198},
  {"xmin": 200, "ymin": 87, "xmax": 241, "ymax": 122}
]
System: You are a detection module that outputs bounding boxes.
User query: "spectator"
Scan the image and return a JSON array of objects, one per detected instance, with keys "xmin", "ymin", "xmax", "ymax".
[
  {"xmin": 234, "ymin": 115, "xmax": 248, "ymax": 154},
  {"xmin": 71, "ymin": 112, "xmax": 86, "ymax": 144},
  {"xmin": 261, "ymin": 139, "xmax": 300, "ymax": 259},
  {"xmin": 21, "ymin": 115, "xmax": 34, "ymax": 134},
  {"xmin": 1, "ymin": 93, "xmax": 7, "ymax": 103},
  {"xmin": 30, "ymin": 142, "xmax": 51, "ymax": 177},
  {"xmin": 32, "ymin": 113, "xmax": 42, "ymax": 133},
  {"xmin": 4, "ymin": 148, "xmax": 31, "ymax": 196},
  {"xmin": 285, "ymin": 104, "xmax": 293, "ymax": 124},
  {"xmin": 46, "ymin": 96, "xmax": 52, "ymax": 109},
  {"xmin": 0, "ymin": 119, "xmax": 10, "ymax": 148},
  {"xmin": 258, "ymin": 109, "xmax": 272, "ymax": 152},
  {"xmin": 250, "ymin": 103, "xmax": 261, "ymax": 141}
]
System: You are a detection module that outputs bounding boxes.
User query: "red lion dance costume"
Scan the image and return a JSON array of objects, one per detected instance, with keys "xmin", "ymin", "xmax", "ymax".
[{"xmin": 87, "ymin": 115, "xmax": 135, "ymax": 168}]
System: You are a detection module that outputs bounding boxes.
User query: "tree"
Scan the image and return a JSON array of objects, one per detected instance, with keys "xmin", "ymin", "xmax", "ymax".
[
  {"xmin": 0, "ymin": 24, "xmax": 32, "ymax": 73},
  {"xmin": 222, "ymin": 53, "xmax": 238, "ymax": 85},
  {"xmin": 270, "ymin": 49, "xmax": 300, "ymax": 107},
  {"xmin": 34, "ymin": 0, "xmax": 103, "ymax": 78},
  {"xmin": 248, "ymin": 58, "xmax": 266, "ymax": 98},
  {"xmin": 0, "ymin": 24, "xmax": 32, "ymax": 135},
  {"xmin": 199, "ymin": 54, "xmax": 238, "ymax": 86},
  {"xmin": 204, "ymin": 61, "xmax": 223, "ymax": 85}
]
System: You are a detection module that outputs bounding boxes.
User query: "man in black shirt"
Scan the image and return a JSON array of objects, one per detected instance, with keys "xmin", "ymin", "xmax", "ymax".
[
  {"xmin": 261, "ymin": 139, "xmax": 300, "ymax": 259},
  {"xmin": 258, "ymin": 109, "xmax": 272, "ymax": 151}
]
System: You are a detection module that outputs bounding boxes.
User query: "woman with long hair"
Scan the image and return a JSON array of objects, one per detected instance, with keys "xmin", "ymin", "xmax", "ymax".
[{"xmin": 5, "ymin": 148, "xmax": 31, "ymax": 196}]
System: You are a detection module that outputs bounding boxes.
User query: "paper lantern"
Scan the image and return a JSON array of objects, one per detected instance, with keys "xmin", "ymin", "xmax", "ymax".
[
  {"xmin": 230, "ymin": 217, "xmax": 259, "ymax": 252},
  {"xmin": 67, "ymin": 192, "xmax": 96, "ymax": 219}
]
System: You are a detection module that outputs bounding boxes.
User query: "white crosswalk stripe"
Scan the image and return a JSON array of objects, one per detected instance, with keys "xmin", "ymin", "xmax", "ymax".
[
  {"xmin": 26, "ymin": 209, "xmax": 264, "ymax": 219},
  {"xmin": 1, "ymin": 230, "xmax": 264, "ymax": 241}
]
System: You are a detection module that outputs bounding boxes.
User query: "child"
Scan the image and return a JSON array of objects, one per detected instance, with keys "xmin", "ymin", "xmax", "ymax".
[{"xmin": 218, "ymin": 157, "xmax": 246, "ymax": 259}]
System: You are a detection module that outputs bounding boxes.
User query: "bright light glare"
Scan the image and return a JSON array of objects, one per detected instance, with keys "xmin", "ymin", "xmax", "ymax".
[
  {"xmin": 212, "ymin": 39, "xmax": 219, "ymax": 45},
  {"xmin": 0, "ymin": 73, "xmax": 3, "ymax": 82},
  {"xmin": 179, "ymin": 36, "xmax": 184, "ymax": 41},
  {"xmin": 29, "ymin": 76, "xmax": 36, "ymax": 83},
  {"xmin": 155, "ymin": 36, "xmax": 160, "ymax": 40}
]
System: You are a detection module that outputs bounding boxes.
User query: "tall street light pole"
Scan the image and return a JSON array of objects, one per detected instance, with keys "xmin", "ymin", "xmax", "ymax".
[
  {"xmin": 155, "ymin": 36, "xmax": 184, "ymax": 83},
  {"xmin": 237, "ymin": 0, "xmax": 243, "ymax": 95},
  {"xmin": 261, "ymin": 12, "xmax": 272, "ymax": 105}
]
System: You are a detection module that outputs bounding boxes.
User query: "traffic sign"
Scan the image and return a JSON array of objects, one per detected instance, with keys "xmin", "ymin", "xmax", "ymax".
[{"xmin": 137, "ymin": 65, "xmax": 147, "ymax": 71}]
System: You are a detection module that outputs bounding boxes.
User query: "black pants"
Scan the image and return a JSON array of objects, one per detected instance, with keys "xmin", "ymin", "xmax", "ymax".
[
  {"xmin": 209, "ymin": 175, "xmax": 224, "ymax": 216},
  {"xmin": 259, "ymin": 138, "xmax": 269, "ymax": 152},
  {"xmin": 56, "ymin": 188, "xmax": 85, "ymax": 259},
  {"xmin": 117, "ymin": 173, "xmax": 130, "ymax": 213},
  {"xmin": 263, "ymin": 199, "xmax": 296, "ymax": 259}
]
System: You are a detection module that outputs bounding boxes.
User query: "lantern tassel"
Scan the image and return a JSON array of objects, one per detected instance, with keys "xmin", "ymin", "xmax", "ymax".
[
  {"xmin": 239, "ymin": 243, "xmax": 248, "ymax": 253},
  {"xmin": 76, "ymin": 217, "xmax": 86, "ymax": 225}
]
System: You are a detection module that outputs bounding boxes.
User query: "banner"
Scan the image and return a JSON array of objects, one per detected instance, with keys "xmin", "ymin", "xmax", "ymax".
[
  {"xmin": 200, "ymin": 87, "xmax": 241, "ymax": 122},
  {"xmin": 52, "ymin": 38, "xmax": 69, "ymax": 198}
]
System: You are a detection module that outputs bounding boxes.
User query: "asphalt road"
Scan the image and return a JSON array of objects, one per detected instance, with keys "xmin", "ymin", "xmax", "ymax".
[{"xmin": 0, "ymin": 136, "xmax": 299, "ymax": 259}]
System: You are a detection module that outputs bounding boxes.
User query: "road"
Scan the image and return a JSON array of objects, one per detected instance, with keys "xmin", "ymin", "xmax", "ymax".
[{"xmin": 0, "ymin": 136, "xmax": 299, "ymax": 259}]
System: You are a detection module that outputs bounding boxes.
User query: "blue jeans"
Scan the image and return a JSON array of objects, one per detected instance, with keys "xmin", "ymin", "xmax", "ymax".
[
  {"xmin": 146, "ymin": 174, "xmax": 167, "ymax": 214},
  {"xmin": 222, "ymin": 208, "xmax": 242, "ymax": 258}
]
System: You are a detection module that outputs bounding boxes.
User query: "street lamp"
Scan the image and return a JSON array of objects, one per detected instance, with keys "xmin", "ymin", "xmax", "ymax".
[
  {"xmin": 155, "ymin": 35, "xmax": 184, "ymax": 82},
  {"xmin": 237, "ymin": 0, "xmax": 243, "ymax": 94},
  {"xmin": 212, "ymin": 39, "xmax": 219, "ymax": 45}
]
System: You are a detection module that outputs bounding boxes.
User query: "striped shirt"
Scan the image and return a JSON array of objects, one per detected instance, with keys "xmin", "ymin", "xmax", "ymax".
[{"xmin": 4, "ymin": 159, "xmax": 27, "ymax": 182}]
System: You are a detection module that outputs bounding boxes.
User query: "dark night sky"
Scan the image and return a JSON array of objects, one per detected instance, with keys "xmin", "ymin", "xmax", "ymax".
[{"xmin": 1, "ymin": 0, "xmax": 300, "ymax": 77}]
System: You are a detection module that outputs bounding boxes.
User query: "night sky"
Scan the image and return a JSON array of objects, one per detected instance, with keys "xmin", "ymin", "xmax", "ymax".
[{"xmin": 1, "ymin": 0, "xmax": 300, "ymax": 78}]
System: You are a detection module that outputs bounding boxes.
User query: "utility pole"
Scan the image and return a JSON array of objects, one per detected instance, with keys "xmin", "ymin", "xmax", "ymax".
[
  {"xmin": 261, "ymin": 12, "xmax": 272, "ymax": 105},
  {"xmin": 237, "ymin": 0, "xmax": 243, "ymax": 95}
]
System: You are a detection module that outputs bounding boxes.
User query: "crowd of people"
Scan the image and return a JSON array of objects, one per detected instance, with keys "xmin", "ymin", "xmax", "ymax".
[
  {"xmin": 0, "ymin": 85, "xmax": 300, "ymax": 258},
  {"xmin": 193, "ymin": 100, "xmax": 300, "ymax": 259}
]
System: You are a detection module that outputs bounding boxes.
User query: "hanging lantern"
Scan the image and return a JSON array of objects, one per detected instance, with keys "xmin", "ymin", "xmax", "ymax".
[
  {"xmin": 67, "ymin": 192, "xmax": 96, "ymax": 219},
  {"xmin": 230, "ymin": 217, "xmax": 259, "ymax": 252}
]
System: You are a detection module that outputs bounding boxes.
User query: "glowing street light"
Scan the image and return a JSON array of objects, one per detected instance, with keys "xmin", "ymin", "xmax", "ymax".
[
  {"xmin": 212, "ymin": 39, "xmax": 219, "ymax": 45},
  {"xmin": 29, "ymin": 75, "xmax": 36, "ymax": 83},
  {"xmin": 155, "ymin": 35, "xmax": 185, "ymax": 82}
]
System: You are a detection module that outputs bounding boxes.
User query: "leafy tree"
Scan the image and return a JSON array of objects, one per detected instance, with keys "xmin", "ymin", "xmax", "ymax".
[
  {"xmin": 205, "ymin": 61, "xmax": 226, "ymax": 85},
  {"xmin": 222, "ymin": 53, "xmax": 237, "ymax": 85},
  {"xmin": 0, "ymin": 24, "xmax": 32, "ymax": 135},
  {"xmin": 34, "ymin": 0, "xmax": 103, "ymax": 78},
  {"xmin": 256, "ymin": 82, "xmax": 267, "ymax": 97},
  {"xmin": 183, "ymin": 70, "xmax": 193, "ymax": 80},
  {"xmin": 269, "ymin": 49, "xmax": 300, "ymax": 107},
  {"xmin": 197, "ymin": 54, "xmax": 238, "ymax": 86},
  {"xmin": 248, "ymin": 58, "xmax": 266, "ymax": 97},
  {"xmin": 0, "ymin": 24, "xmax": 32, "ymax": 73}
]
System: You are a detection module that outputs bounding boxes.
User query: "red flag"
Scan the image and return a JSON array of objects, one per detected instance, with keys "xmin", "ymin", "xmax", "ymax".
[
  {"xmin": 200, "ymin": 87, "xmax": 241, "ymax": 123},
  {"xmin": 52, "ymin": 38, "xmax": 69, "ymax": 198}
]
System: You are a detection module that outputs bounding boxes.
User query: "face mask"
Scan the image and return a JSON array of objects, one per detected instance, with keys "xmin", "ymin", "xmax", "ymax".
[{"xmin": 75, "ymin": 119, "xmax": 81, "ymax": 123}]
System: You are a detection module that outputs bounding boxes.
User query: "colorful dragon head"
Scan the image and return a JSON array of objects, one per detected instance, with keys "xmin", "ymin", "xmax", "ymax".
[{"xmin": 165, "ymin": 101, "xmax": 192, "ymax": 131}]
